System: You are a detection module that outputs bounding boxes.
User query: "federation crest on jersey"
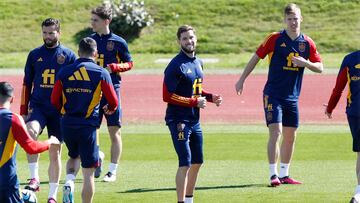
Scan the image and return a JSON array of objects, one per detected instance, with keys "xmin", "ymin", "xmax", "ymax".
[
  {"xmin": 57, "ymin": 54, "xmax": 66, "ymax": 64},
  {"xmin": 107, "ymin": 41, "xmax": 115, "ymax": 51},
  {"xmin": 298, "ymin": 42, "xmax": 306, "ymax": 52}
]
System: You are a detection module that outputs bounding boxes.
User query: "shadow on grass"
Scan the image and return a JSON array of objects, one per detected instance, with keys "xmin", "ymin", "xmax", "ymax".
[
  {"xmin": 20, "ymin": 180, "xmax": 50, "ymax": 186},
  {"xmin": 119, "ymin": 184, "xmax": 267, "ymax": 193}
]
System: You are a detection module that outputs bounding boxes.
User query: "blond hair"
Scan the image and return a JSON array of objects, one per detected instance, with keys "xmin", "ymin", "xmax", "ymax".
[{"xmin": 284, "ymin": 3, "xmax": 301, "ymax": 16}]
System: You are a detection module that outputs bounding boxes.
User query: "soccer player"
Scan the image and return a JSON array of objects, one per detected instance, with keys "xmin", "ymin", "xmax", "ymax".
[
  {"xmin": 51, "ymin": 37, "xmax": 118, "ymax": 203},
  {"xmin": 324, "ymin": 50, "xmax": 360, "ymax": 203},
  {"xmin": 88, "ymin": 5, "xmax": 134, "ymax": 182},
  {"xmin": 235, "ymin": 3, "xmax": 323, "ymax": 186},
  {"xmin": 0, "ymin": 81, "xmax": 60, "ymax": 203},
  {"xmin": 20, "ymin": 18, "xmax": 76, "ymax": 202},
  {"xmin": 163, "ymin": 25, "xmax": 222, "ymax": 203}
]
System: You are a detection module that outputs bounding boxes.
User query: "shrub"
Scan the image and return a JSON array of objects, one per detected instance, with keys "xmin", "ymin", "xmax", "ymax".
[{"xmin": 104, "ymin": 0, "xmax": 154, "ymax": 41}]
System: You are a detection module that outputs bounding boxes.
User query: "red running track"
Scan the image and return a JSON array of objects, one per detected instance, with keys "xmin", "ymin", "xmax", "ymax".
[{"xmin": 0, "ymin": 74, "xmax": 347, "ymax": 124}]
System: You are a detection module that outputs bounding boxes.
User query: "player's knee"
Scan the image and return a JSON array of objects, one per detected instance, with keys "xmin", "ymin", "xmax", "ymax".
[
  {"xmin": 282, "ymin": 137, "xmax": 296, "ymax": 145},
  {"xmin": 49, "ymin": 146, "xmax": 61, "ymax": 159},
  {"xmin": 27, "ymin": 126, "xmax": 40, "ymax": 139}
]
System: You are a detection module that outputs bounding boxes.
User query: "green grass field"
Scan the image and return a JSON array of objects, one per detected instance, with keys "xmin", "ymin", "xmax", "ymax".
[
  {"xmin": 0, "ymin": 52, "xmax": 348, "ymax": 71},
  {"xmin": 0, "ymin": 0, "xmax": 359, "ymax": 69},
  {"xmin": 15, "ymin": 124, "xmax": 355, "ymax": 202}
]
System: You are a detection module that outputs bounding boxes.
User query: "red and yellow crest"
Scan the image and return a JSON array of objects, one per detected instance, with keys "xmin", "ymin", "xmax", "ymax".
[
  {"xmin": 298, "ymin": 42, "xmax": 306, "ymax": 52},
  {"xmin": 106, "ymin": 41, "xmax": 115, "ymax": 51},
  {"xmin": 57, "ymin": 54, "xmax": 66, "ymax": 64}
]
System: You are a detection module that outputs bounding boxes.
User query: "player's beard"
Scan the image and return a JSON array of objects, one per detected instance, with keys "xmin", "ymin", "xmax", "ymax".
[
  {"xmin": 181, "ymin": 44, "xmax": 196, "ymax": 55},
  {"xmin": 44, "ymin": 38, "xmax": 59, "ymax": 48}
]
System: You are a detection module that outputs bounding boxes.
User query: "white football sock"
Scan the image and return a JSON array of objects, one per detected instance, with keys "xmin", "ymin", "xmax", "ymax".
[
  {"xmin": 185, "ymin": 196, "xmax": 193, "ymax": 203},
  {"xmin": 355, "ymin": 185, "xmax": 360, "ymax": 195},
  {"xmin": 279, "ymin": 162, "xmax": 290, "ymax": 178},
  {"xmin": 28, "ymin": 162, "xmax": 39, "ymax": 180},
  {"xmin": 269, "ymin": 163, "xmax": 278, "ymax": 177},
  {"xmin": 48, "ymin": 183, "xmax": 59, "ymax": 200},
  {"xmin": 109, "ymin": 163, "xmax": 118, "ymax": 175},
  {"xmin": 66, "ymin": 174, "xmax": 76, "ymax": 182}
]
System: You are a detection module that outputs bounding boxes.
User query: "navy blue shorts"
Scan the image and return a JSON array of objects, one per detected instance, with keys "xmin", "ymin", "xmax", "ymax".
[
  {"xmin": 263, "ymin": 95, "xmax": 299, "ymax": 127},
  {"xmin": 347, "ymin": 115, "xmax": 360, "ymax": 152},
  {"xmin": 61, "ymin": 124, "xmax": 99, "ymax": 168},
  {"xmin": 0, "ymin": 187, "xmax": 22, "ymax": 203},
  {"xmin": 26, "ymin": 106, "xmax": 62, "ymax": 141},
  {"xmin": 98, "ymin": 86, "xmax": 122, "ymax": 127},
  {"xmin": 168, "ymin": 121, "xmax": 203, "ymax": 167}
]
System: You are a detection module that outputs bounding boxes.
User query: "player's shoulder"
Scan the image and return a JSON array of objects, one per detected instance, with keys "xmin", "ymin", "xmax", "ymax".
[
  {"xmin": 99, "ymin": 67, "xmax": 111, "ymax": 79},
  {"xmin": 265, "ymin": 31, "xmax": 282, "ymax": 40},
  {"xmin": 58, "ymin": 59, "xmax": 78, "ymax": 75},
  {"xmin": 29, "ymin": 45, "xmax": 45, "ymax": 55},
  {"xmin": 302, "ymin": 33, "xmax": 317, "ymax": 44},
  {"xmin": 346, "ymin": 50, "xmax": 360, "ymax": 59},
  {"xmin": 260, "ymin": 31, "xmax": 281, "ymax": 47},
  {"xmin": 165, "ymin": 52, "xmax": 190, "ymax": 73},
  {"xmin": 58, "ymin": 44, "xmax": 76, "ymax": 55},
  {"xmin": 109, "ymin": 33, "xmax": 128, "ymax": 44},
  {"xmin": 168, "ymin": 52, "xmax": 186, "ymax": 66},
  {"xmin": 343, "ymin": 50, "xmax": 360, "ymax": 64},
  {"xmin": 89, "ymin": 32, "xmax": 97, "ymax": 39}
]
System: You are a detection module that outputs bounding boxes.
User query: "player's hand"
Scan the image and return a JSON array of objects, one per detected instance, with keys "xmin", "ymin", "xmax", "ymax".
[
  {"xmin": 48, "ymin": 136, "xmax": 60, "ymax": 145},
  {"xmin": 197, "ymin": 97, "xmax": 207, "ymax": 109},
  {"xmin": 103, "ymin": 104, "xmax": 116, "ymax": 115},
  {"xmin": 235, "ymin": 79, "xmax": 244, "ymax": 95},
  {"xmin": 213, "ymin": 94, "xmax": 223, "ymax": 107},
  {"xmin": 323, "ymin": 104, "xmax": 332, "ymax": 119},
  {"xmin": 292, "ymin": 56, "xmax": 308, "ymax": 67}
]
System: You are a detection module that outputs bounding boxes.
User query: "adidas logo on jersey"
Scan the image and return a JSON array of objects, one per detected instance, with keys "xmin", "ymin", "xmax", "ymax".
[
  {"xmin": 280, "ymin": 43, "xmax": 286, "ymax": 47},
  {"xmin": 187, "ymin": 69, "xmax": 192, "ymax": 74},
  {"xmin": 37, "ymin": 57, "xmax": 43, "ymax": 62},
  {"xmin": 68, "ymin": 67, "xmax": 90, "ymax": 81}
]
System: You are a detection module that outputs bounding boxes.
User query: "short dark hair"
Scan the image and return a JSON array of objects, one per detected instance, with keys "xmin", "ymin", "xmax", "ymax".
[
  {"xmin": 91, "ymin": 6, "xmax": 112, "ymax": 20},
  {"xmin": 42, "ymin": 18, "xmax": 60, "ymax": 32},
  {"xmin": 79, "ymin": 37, "xmax": 97, "ymax": 57},
  {"xmin": 177, "ymin": 25, "xmax": 195, "ymax": 40},
  {"xmin": 0, "ymin": 81, "xmax": 14, "ymax": 103},
  {"xmin": 284, "ymin": 3, "xmax": 301, "ymax": 16}
]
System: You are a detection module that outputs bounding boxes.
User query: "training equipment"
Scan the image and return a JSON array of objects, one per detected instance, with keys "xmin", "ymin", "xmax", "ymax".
[
  {"xmin": 63, "ymin": 181, "xmax": 74, "ymax": 203},
  {"xmin": 103, "ymin": 172, "xmax": 116, "ymax": 182},
  {"xmin": 22, "ymin": 189, "xmax": 37, "ymax": 203},
  {"xmin": 350, "ymin": 197, "xmax": 359, "ymax": 203},
  {"xmin": 95, "ymin": 151, "xmax": 105, "ymax": 178},
  {"xmin": 25, "ymin": 178, "xmax": 40, "ymax": 192},
  {"xmin": 279, "ymin": 176, "xmax": 302, "ymax": 184},
  {"xmin": 270, "ymin": 175, "xmax": 281, "ymax": 187}
]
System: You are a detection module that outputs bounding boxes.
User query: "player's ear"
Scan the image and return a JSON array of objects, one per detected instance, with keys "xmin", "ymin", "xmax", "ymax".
[
  {"xmin": 93, "ymin": 50, "xmax": 98, "ymax": 58},
  {"xmin": 105, "ymin": 19, "xmax": 111, "ymax": 26}
]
